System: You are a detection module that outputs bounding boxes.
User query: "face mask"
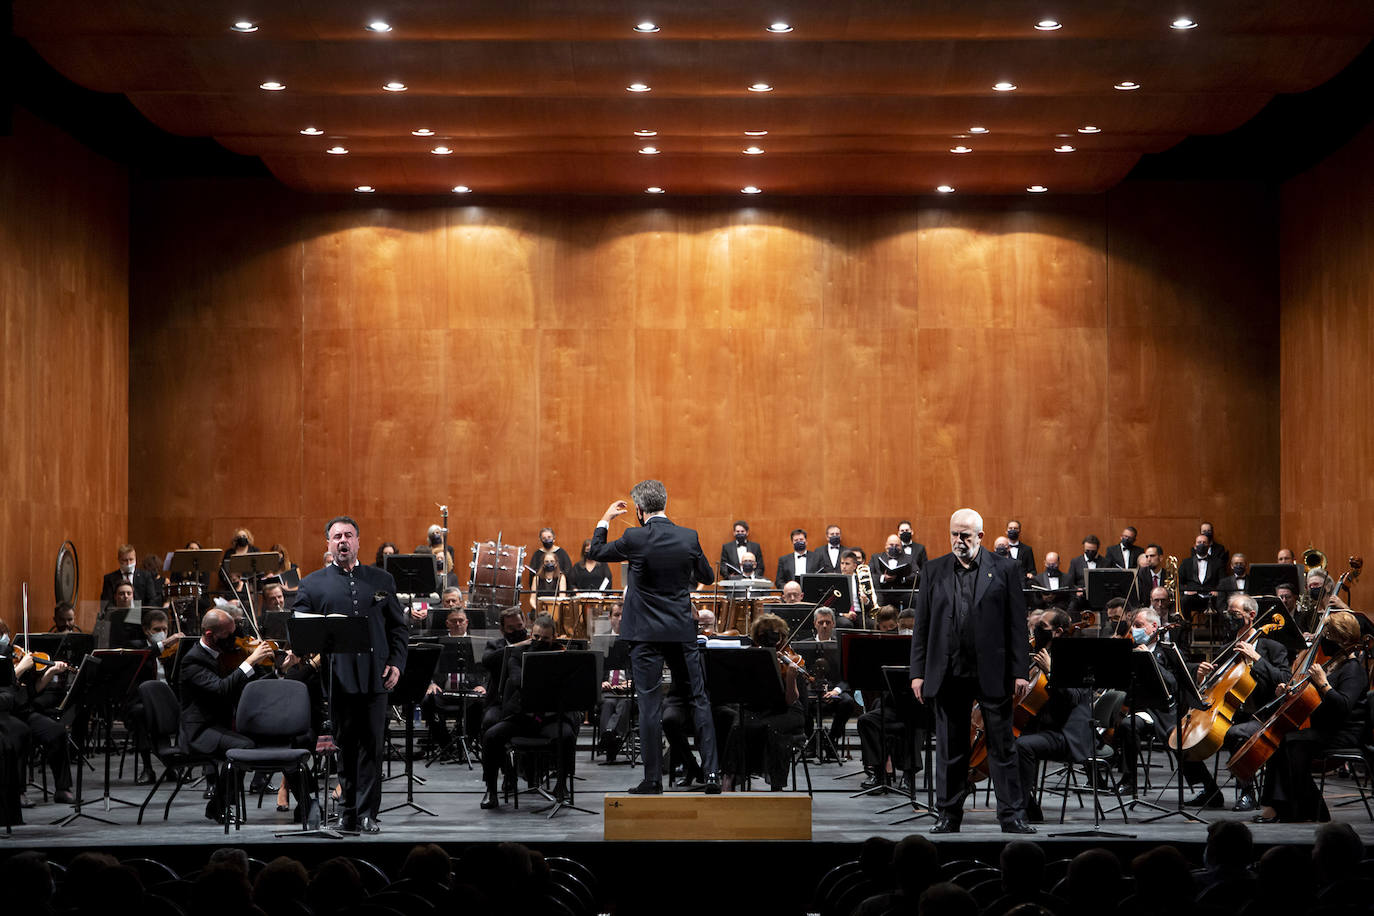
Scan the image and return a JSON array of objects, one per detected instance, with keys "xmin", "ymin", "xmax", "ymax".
[
  {"xmin": 899, "ymin": 531, "xmax": 912, "ymax": 544},
  {"xmin": 793, "ymin": 541, "xmax": 807, "ymax": 553},
  {"xmin": 1320, "ymin": 638, "xmax": 1341, "ymax": 657},
  {"xmin": 1045, "ymin": 564, "xmax": 1058, "ymax": 573},
  {"xmin": 995, "ymin": 545, "xmax": 1010, "ymax": 557},
  {"xmin": 541, "ymin": 538, "xmax": 554, "ymax": 549},
  {"xmin": 1121, "ymin": 537, "xmax": 1135, "ymax": 548},
  {"xmin": 1196, "ymin": 546, "xmax": 1209, "ymax": 557},
  {"xmin": 757, "ymin": 630, "xmax": 781, "ymax": 648},
  {"xmin": 543, "ymin": 562, "xmax": 556, "ymax": 571},
  {"xmin": 150, "ymin": 632, "xmax": 166, "ymax": 648},
  {"xmin": 507, "ymin": 627, "xmax": 528, "ymax": 643},
  {"xmin": 1007, "ymin": 529, "xmax": 1019, "ymax": 541},
  {"xmin": 217, "ymin": 633, "xmax": 238, "ymax": 652},
  {"xmin": 123, "ymin": 562, "xmax": 136, "ymax": 575},
  {"xmin": 1232, "ymin": 565, "xmax": 1245, "ymax": 576},
  {"xmin": 233, "ymin": 535, "xmax": 249, "ymax": 548},
  {"xmin": 1084, "ymin": 549, "xmax": 1097, "ymax": 560},
  {"xmin": 530, "ymin": 637, "xmax": 556, "ymax": 652},
  {"xmin": 741, "ymin": 563, "xmax": 756, "ymax": 574},
  {"xmin": 735, "ymin": 534, "xmax": 748, "ymax": 545},
  {"xmin": 1032, "ymin": 628, "xmax": 1052, "ymax": 650},
  {"xmin": 887, "ymin": 545, "xmax": 902, "ymax": 558},
  {"xmin": 1309, "ymin": 585, "xmax": 1325, "ymax": 602},
  {"xmin": 828, "ymin": 535, "xmax": 841, "ymax": 547},
  {"xmin": 0, "ymin": 634, "xmax": 9, "ymax": 651},
  {"xmin": 1131, "ymin": 627, "xmax": 1150, "ymax": 646}
]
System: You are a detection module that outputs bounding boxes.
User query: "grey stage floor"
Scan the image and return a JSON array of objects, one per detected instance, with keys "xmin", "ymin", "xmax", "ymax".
[{"xmin": 6, "ymin": 736, "xmax": 1374, "ymax": 850}]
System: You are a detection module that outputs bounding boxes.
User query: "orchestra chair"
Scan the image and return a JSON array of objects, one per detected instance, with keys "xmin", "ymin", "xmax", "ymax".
[
  {"xmin": 134, "ymin": 680, "xmax": 220, "ymax": 824},
  {"xmin": 783, "ymin": 726, "xmax": 815, "ymax": 795},
  {"xmin": 1315, "ymin": 745, "xmax": 1374, "ymax": 821},
  {"xmin": 220, "ymin": 679, "xmax": 313, "ymax": 834},
  {"xmin": 1037, "ymin": 689, "xmax": 1129, "ymax": 824}
]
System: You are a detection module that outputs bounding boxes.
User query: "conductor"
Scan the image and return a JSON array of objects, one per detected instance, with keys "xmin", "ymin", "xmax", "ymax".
[
  {"xmin": 588, "ymin": 480, "xmax": 721, "ymax": 794},
  {"xmin": 910, "ymin": 508, "xmax": 1035, "ymax": 834}
]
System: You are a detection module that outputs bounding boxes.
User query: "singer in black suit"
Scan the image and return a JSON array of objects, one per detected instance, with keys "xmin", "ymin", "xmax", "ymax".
[
  {"xmin": 1004, "ymin": 521, "xmax": 1036, "ymax": 580},
  {"xmin": 291, "ymin": 516, "xmax": 408, "ymax": 834},
  {"xmin": 910, "ymin": 508, "xmax": 1034, "ymax": 834},
  {"xmin": 719, "ymin": 521, "xmax": 764, "ymax": 578},
  {"xmin": 774, "ymin": 529, "xmax": 815, "ymax": 588},
  {"xmin": 1179, "ymin": 535, "xmax": 1223, "ymax": 616},
  {"xmin": 1103, "ymin": 527, "xmax": 1142, "ymax": 570},
  {"xmin": 100, "ymin": 544, "xmax": 163, "ymax": 606},
  {"xmin": 589, "ymin": 480, "xmax": 720, "ymax": 794}
]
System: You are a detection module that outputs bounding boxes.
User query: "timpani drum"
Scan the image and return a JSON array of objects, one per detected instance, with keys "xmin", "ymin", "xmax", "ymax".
[
  {"xmin": 536, "ymin": 596, "xmax": 580, "ymax": 639},
  {"xmin": 576, "ymin": 593, "xmax": 622, "ymax": 637},
  {"xmin": 469, "ymin": 540, "xmax": 525, "ymax": 608}
]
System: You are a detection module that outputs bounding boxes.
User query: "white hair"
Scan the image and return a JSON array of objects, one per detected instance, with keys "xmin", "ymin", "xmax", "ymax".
[{"xmin": 950, "ymin": 508, "xmax": 984, "ymax": 531}]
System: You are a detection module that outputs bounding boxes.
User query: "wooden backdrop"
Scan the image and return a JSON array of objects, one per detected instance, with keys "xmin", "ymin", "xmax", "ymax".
[
  {"xmin": 0, "ymin": 108, "xmax": 129, "ymax": 633},
  {"xmin": 124, "ymin": 178, "xmax": 1281, "ymax": 595},
  {"xmin": 1281, "ymin": 120, "xmax": 1374, "ymax": 583}
]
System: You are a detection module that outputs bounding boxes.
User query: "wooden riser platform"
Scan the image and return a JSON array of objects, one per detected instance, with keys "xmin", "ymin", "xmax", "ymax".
[{"xmin": 603, "ymin": 792, "xmax": 811, "ymax": 840}]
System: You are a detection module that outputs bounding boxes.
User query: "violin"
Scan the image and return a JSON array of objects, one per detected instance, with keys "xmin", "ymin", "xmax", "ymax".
[
  {"xmin": 778, "ymin": 646, "xmax": 815, "ymax": 684},
  {"xmin": 11, "ymin": 643, "xmax": 53, "ymax": 673},
  {"xmin": 218, "ymin": 636, "xmax": 280, "ymax": 675}
]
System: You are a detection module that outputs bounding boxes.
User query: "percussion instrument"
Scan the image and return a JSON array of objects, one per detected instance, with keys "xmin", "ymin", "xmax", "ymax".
[
  {"xmin": 469, "ymin": 539, "xmax": 525, "ymax": 608},
  {"xmin": 536, "ymin": 595, "xmax": 584, "ymax": 639}
]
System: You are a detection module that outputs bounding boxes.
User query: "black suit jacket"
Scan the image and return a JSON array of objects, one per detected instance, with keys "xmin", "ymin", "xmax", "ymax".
[
  {"xmin": 910, "ymin": 547, "xmax": 1030, "ymax": 698},
  {"xmin": 291, "ymin": 562, "xmax": 408, "ymax": 695},
  {"xmin": 1179, "ymin": 555, "xmax": 1222, "ymax": 593},
  {"xmin": 101, "ymin": 568, "xmax": 162, "ymax": 606},
  {"xmin": 1103, "ymin": 543, "xmax": 1142, "ymax": 571},
  {"xmin": 719, "ymin": 540, "xmax": 764, "ymax": 578},
  {"xmin": 1136, "ymin": 568, "xmax": 1166, "ymax": 603},
  {"xmin": 901, "ymin": 542, "xmax": 929, "ymax": 572},
  {"xmin": 177, "ymin": 640, "xmax": 252, "ymax": 753},
  {"xmin": 1067, "ymin": 554, "xmax": 1103, "ymax": 589},
  {"xmin": 812, "ymin": 544, "xmax": 848, "ymax": 575},
  {"xmin": 1028, "ymin": 683, "xmax": 1095, "ymax": 763},
  {"xmin": 592, "ymin": 517, "xmax": 713, "ymax": 643},
  {"xmin": 1006, "ymin": 541, "xmax": 1036, "ymax": 579},
  {"xmin": 774, "ymin": 551, "xmax": 817, "ymax": 588}
]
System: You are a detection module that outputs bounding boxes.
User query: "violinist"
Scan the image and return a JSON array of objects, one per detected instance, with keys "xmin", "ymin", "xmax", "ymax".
[
  {"xmin": 1180, "ymin": 594, "xmax": 1289, "ymax": 811},
  {"xmin": 1255, "ymin": 610, "xmax": 1368, "ymax": 823},
  {"xmin": 1015, "ymin": 610, "xmax": 1093, "ymax": 823},
  {"xmin": 49, "ymin": 601, "xmax": 81, "ymax": 633},
  {"xmin": 124, "ymin": 609, "xmax": 187, "ymax": 783},
  {"xmin": 718, "ymin": 613, "xmax": 807, "ymax": 791},
  {"xmin": 1112, "ymin": 602, "xmax": 1178, "ymax": 796},
  {"xmin": 1, "ymin": 619, "xmax": 76, "ymax": 804}
]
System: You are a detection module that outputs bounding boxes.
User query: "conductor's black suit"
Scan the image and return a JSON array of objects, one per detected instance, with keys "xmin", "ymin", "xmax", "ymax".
[
  {"xmin": 910, "ymin": 546, "xmax": 1030, "ymax": 826},
  {"xmin": 591, "ymin": 515, "xmax": 718, "ymax": 785}
]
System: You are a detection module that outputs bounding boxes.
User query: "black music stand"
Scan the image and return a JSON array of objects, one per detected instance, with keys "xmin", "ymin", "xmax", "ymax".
[
  {"xmin": 1138, "ymin": 642, "xmax": 1209, "ymax": 825},
  {"xmin": 600, "ymin": 639, "xmax": 638, "ymax": 767},
  {"xmin": 227, "ymin": 551, "xmax": 284, "ymax": 640},
  {"xmin": 382, "ymin": 642, "xmax": 440, "ymax": 817},
  {"xmin": 384, "ymin": 554, "xmax": 440, "ymax": 624},
  {"xmin": 426, "ymin": 637, "xmax": 481, "ymax": 768},
  {"xmin": 1085, "ymin": 568, "xmax": 1136, "ymax": 610},
  {"xmin": 880, "ymin": 665, "xmax": 938, "ymax": 824},
  {"xmin": 285, "ymin": 614, "xmax": 372, "ymax": 838},
  {"xmin": 1248, "ymin": 563, "xmax": 1302, "ymax": 600},
  {"xmin": 777, "ymin": 603, "xmax": 817, "ymax": 637},
  {"xmin": 802, "ymin": 574, "xmax": 854, "ymax": 608},
  {"xmin": 519, "ymin": 650, "xmax": 599, "ymax": 817},
  {"xmin": 1045, "ymin": 639, "xmax": 1135, "ymax": 837},
  {"xmin": 790, "ymin": 639, "xmax": 838, "ymax": 761},
  {"xmin": 704, "ymin": 647, "xmax": 787, "ymax": 791},
  {"xmin": 19, "ymin": 633, "xmax": 92, "ymax": 668},
  {"xmin": 837, "ymin": 632, "xmax": 914, "ymax": 789}
]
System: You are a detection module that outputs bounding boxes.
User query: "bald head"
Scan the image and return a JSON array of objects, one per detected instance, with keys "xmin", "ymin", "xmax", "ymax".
[{"xmin": 200, "ymin": 609, "xmax": 235, "ymax": 646}]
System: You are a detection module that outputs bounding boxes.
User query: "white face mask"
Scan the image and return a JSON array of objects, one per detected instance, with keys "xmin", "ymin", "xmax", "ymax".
[
  {"xmin": 123, "ymin": 562, "xmax": 136, "ymax": 575},
  {"xmin": 150, "ymin": 632, "xmax": 166, "ymax": 648}
]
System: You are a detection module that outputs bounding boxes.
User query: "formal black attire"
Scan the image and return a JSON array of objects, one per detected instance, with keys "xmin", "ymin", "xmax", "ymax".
[
  {"xmin": 873, "ymin": 552, "xmax": 919, "ymax": 609},
  {"xmin": 1006, "ymin": 540, "xmax": 1036, "ymax": 580},
  {"xmin": 1136, "ymin": 567, "xmax": 1166, "ymax": 607},
  {"xmin": 1104, "ymin": 542, "xmax": 1142, "ymax": 571},
  {"xmin": 480, "ymin": 644, "xmax": 582, "ymax": 793},
  {"xmin": 910, "ymin": 546, "xmax": 1030, "ymax": 825},
  {"xmin": 719, "ymin": 539, "xmax": 764, "ymax": 578},
  {"xmin": 813, "ymin": 542, "xmax": 849, "ymax": 575},
  {"xmin": 592, "ymin": 515, "xmax": 719, "ymax": 784},
  {"xmin": 1116, "ymin": 641, "xmax": 1178, "ymax": 787},
  {"xmin": 717, "ymin": 662, "xmax": 806, "ymax": 789},
  {"xmin": 774, "ymin": 550, "xmax": 816, "ymax": 588},
  {"xmin": 479, "ymin": 633, "xmax": 525, "ymax": 732},
  {"xmin": 2, "ymin": 655, "xmax": 73, "ymax": 795},
  {"xmin": 1179, "ymin": 553, "xmax": 1222, "ymax": 616},
  {"xmin": 100, "ymin": 567, "xmax": 163, "ymax": 607},
  {"xmin": 178, "ymin": 640, "xmax": 258, "ymax": 756},
  {"xmin": 1214, "ymin": 574, "xmax": 1250, "ymax": 620},
  {"xmin": 291, "ymin": 561, "xmax": 408, "ymax": 824},
  {"xmin": 0, "ymin": 660, "xmax": 31, "ymax": 825},
  {"xmin": 1261, "ymin": 655, "xmax": 1369, "ymax": 821},
  {"xmin": 812, "ymin": 638, "xmax": 861, "ymax": 752},
  {"xmin": 527, "ymin": 546, "xmax": 573, "ymax": 586},
  {"xmin": 1016, "ymin": 677, "xmax": 1093, "ymax": 820},
  {"xmin": 422, "ymin": 640, "xmax": 486, "ymax": 747},
  {"xmin": 1066, "ymin": 553, "xmax": 1102, "ymax": 590},
  {"xmin": 1030, "ymin": 568, "xmax": 1072, "ymax": 610},
  {"xmin": 569, "ymin": 561, "xmax": 614, "ymax": 591},
  {"xmin": 1182, "ymin": 635, "xmax": 1288, "ymax": 795}
]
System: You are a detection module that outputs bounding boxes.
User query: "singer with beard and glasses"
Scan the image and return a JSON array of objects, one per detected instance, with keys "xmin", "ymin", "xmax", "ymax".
[
  {"xmin": 910, "ymin": 508, "xmax": 1035, "ymax": 835},
  {"xmin": 589, "ymin": 480, "xmax": 721, "ymax": 795},
  {"xmin": 291, "ymin": 516, "xmax": 407, "ymax": 834}
]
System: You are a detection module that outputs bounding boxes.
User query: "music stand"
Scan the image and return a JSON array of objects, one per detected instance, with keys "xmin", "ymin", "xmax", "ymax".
[
  {"xmin": 601, "ymin": 639, "xmax": 638, "ymax": 767},
  {"xmin": 426, "ymin": 637, "xmax": 481, "ymax": 768},
  {"xmin": 1085, "ymin": 568, "xmax": 1136, "ymax": 611},
  {"xmin": 19, "ymin": 633, "xmax": 92, "ymax": 668},
  {"xmin": 227, "ymin": 552, "xmax": 284, "ymax": 641},
  {"xmin": 1138, "ymin": 642, "xmax": 1209, "ymax": 825},
  {"xmin": 880, "ymin": 666, "xmax": 938, "ymax": 824},
  {"xmin": 776, "ymin": 603, "xmax": 817, "ymax": 637},
  {"xmin": 704, "ymin": 647, "xmax": 787, "ymax": 791},
  {"xmin": 1247, "ymin": 563, "xmax": 1302, "ymax": 599},
  {"xmin": 836, "ymin": 632, "xmax": 919, "ymax": 796},
  {"xmin": 285, "ymin": 614, "xmax": 373, "ymax": 838},
  {"xmin": 802, "ymin": 574, "xmax": 854, "ymax": 608},
  {"xmin": 382, "ymin": 642, "xmax": 440, "ymax": 817},
  {"xmin": 518, "ymin": 650, "xmax": 600, "ymax": 817},
  {"xmin": 1044, "ymin": 639, "xmax": 1135, "ymax": 837}
]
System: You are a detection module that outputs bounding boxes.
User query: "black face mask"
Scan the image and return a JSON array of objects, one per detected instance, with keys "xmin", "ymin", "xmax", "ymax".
[
  {"xmin": 735, "ymin": 534, "xmax": 748, "ymax": 545},
  {"xmin": 899, "ymin": 531, "xmax": 912, "ymax": 544},
  {"xmin": 757, "ymin": 630, "xmax": 781, "ymax": 648},
  {"xmin": 995, "ymin": 545, "xmax": 1010, "ymax": 557},
  {"xmin": 1196, "ymin": 546, "xmax": 1209, "ymax": 558},
  {"xmin": 887, "ymin": 545, "xmax": 902, "ymax": 558},
  {"xmin": 828, "ymin": 535, "xmax": 841, "ymax": 547},
  {"xmin": 1006, "ymin": 529, "xmax": 1019, "ymax": 541},
  {"xmin": 233, "ymin": 535, "xmax": 249, "ymax": 548},
  {"xmin": 1232, "ymin": 565, "xmax": 1245, "ymax": 576},
  {"xmin": 1032, "ymin": 628, "xmax": 1053, "ymax": 651},
  {"xmin": 542, "ymin": 563, "xmax": 556, "ymax": 573},
  {"xmin": 1309, "ymin": 585, "xmax": 1325, "ymax": 602},
  {"xmin": 506, "ymin": 627, "xmax": 528, "ymax": 643},
  {"xmin": 741, "ymin": 564, "xmax": 756, "ymax": 575},
  {"xmin": 793, "ymin": 541, "xmax": 807, "ymax": 553},
  {"xmin": 1045, "ymin": 564, "xmax": 1059, "ymax": 573},
  {"xmin": 530, "ymin": 638, "xmax": 557, "ymax": 652},
  {"xmin": 1121, "ymin": 537, "xmax": 1135, "ymax": 548},
  {"xmin": 1320, "ymin": 638, "xmax": 1342, "ymax": 657},
  {"xmin": 1084, "ymin": 549, "xmax": 1097, "ymax": 560}
]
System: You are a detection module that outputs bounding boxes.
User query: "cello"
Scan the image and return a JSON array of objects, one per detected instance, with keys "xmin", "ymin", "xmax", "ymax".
[{"xmin": 1168, "ymin": 619, "xmax": 1283, "ymax": 762}]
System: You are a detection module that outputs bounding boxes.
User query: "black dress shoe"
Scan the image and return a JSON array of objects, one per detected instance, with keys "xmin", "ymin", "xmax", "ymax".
[
  {"xmin": 627, "ymin": 779, "xmax": 663, "ymax": 795},
  {"xmin": 930, "ymin": 815, "xmax": 961, "ymax": 834},
  {"xmin": 1253, "ymin": 812, "xmax": 1281, "ymax": 824},
  {"xmin": 135, "ymin": 768, "xmax": 156, "ymax": 785},
  {"xmin": 481, "ymin": 787, "xmax": 500, "ymax": 810},
  {"xmin": 1002, "ymin": 819, "xmax": 1037, "ymax": 834},
  {"xmin": 704, "ymin": 772, "xmax": 722, "ymax": 795},
  {"xmin": 338, "ymin": 816, "xmax": 359, "ymax": 832},
  {"xmin": 1186, "ymin": 788, "xmax": 1225, "ymax": 809},
  {"xmin": 1233, "ymin": 792, "xmax": 1258, "ymax": 812}
]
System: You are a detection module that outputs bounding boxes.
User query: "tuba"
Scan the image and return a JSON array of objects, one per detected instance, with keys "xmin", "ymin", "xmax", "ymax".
[{"xmin": 1302, "ymin": 545, "xmax": 1327, "ymax": 575}]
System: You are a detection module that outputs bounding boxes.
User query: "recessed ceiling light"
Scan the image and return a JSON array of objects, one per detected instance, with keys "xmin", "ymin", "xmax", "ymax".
[
  {"xmin": 299, "ymin": 127, "xmax": 323, "ymax": 136},
  {"xmin": 1035, "ymin": 19, "xmax": 1062, "ymax": 31},
  {"xmin": 634, "ymin": 22, "xmax": 660, "ymax": 33},
  {"xmin": 993, "ymin": 81, "xmax": 1017, "ymax": 92},
  {"xmin": 969, "ymin": 126, "xmax": 989, "ymax": 134},
  {"xmin": 326, "ymin": 146, "xmax": 348, "ymax": 155},
  {"xmin": 259, "ymin": 81, "xmax": 285, "ymax": 91},
  {"xmin": 354, "ymin": 185, "xmax": 375, "ymax": 193},
  {"xmin": 950, "ymin": 145, "xmax": 972, "ymax": 154},
  {"xmin": 744, "ymin": 130, "xmax": 769, "ymax": 137},
  {"xmin": 383, "ymin": 81, "xmax": 407, "ymax": 92},
  {"xmin": 936, "ymin": 185, "xmax": 955, "ymax": 194},
  {"xmin": 748, "ymin": 82, "xmax": 774, "ymax": 92},
  {"xmin": 627, "ymin": 82, "xmax": 651, "ymax": 92},
  {"xmin": 1078, "ymin": 125, "xmax": 1102, "ymax": 133},
  {"xmin": 743, "ymin": 146, "xmax": 765, "ymax": 155},
  {"xmin": 634, "ymin": 129, "xmax": 657, "ymax": 137},
  {"xmin": 1114, "ymin": 81, "xmax": 1141, "ymax": 91},
  {"xmin": 411, "ymin": 128, "xmax": 435, "ymax": 137},
  {"xmin": 646, "ymin": 187, "xmax": 665, "ymax": 194},
  {"xmin": 452, "ymin": 185, "xmax": 471, "ymax": 193},
  {"xmin": 767, "ymin": 23, "xmax": 793, "ymax": 33},
  {"xmin": 1027, "ymin": 185, "xmax": 1049, "ymax": 193},
  {"xmin": 638, "ymin": 146, "xmax": 659, "ymax": 155},
  {"xmin": 1171, "ymin": 17, "xmax": 1198, "ymax": 30},
  {"xmin": 366, "ymin": 21, "xmax": 392, "ymax": 33},
  {"xmin": 1054, "ymin": 144, "xmax": 1075, "ymax": 153},
  {"xmin": 231, "ymin": 21, "xmax": 258, "ymax": 33},
  {"xmin": 741, "ymin": 186, "xmax": 762, "ymax": 194},
  {"xmin": 431, "ymin": 146, "xmax": 453, "ymax": 155}
]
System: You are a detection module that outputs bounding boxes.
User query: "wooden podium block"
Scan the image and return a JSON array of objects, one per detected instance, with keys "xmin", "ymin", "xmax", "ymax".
[{"xmin": 603, "ymin": 793, "xmax": 812, "ymax": 841}]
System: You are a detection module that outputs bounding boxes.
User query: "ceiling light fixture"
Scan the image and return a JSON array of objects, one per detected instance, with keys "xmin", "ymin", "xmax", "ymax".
[
  {"xmin": 646, "ymin": 187, "xmax": 665, "ymax": 194},
  {"xmin": 950, "ymin": 145, "xmax": 972, "ymax": 154},
  {"xmin": 411, "ymin": 128, "xmax": 435, "ymax": 137},
  {"xmin": 259, "ymin": 81, "xmax": 285, "ymax": 91},
  {"xmin": 634, "ymin": 129, "xmax": 658, "ymax": 137},
  {"xmin": 1054, "ymin": 144, "xmax": 1075, "ymax": 153},
  {"xmin": 1027, "ymin": 185, "xmax": 1049, "ymax": 193},
  {"xmin": 634, "ymin": 22, "xmax": 660, "ymax": 33},
  {"xmin": 1035, "ymin": 19, "xmax": 1062, "ymax": 31},
  {"xmin": 326, "ymin": 146, "xmax": 348, "ymax": 155},
  {"xmin": 744, "ymin": 130, "xmax": 769, "ymax": 136},
  {"xmin": 993, "ymin": 81, "xmax": 1017, "ymax": 92},
  {"xmin": 743, "ymin": 146, "xmax": 765, "ymax": 155},
  {"xmin": 749, "ymin": 82, "xmax": 774, "ymax": 92},
  {"xmin": 231, "ymin": 21, "xmax": 258, "ymax": 33},
  {"xmin": 741, "ymin": 186, "xmax": 762, "ymax": 194},
  {"xmin": 936, "ymin": 185, "xmax": 955, "ymax": 194},
  {"xmin": 383, "ymin": 81, "xmax": 407, "ymax": 92},
  {"xmin": 1114, "ymin": 81, "xmax": 1141, "ymax": 90},
  {"xmin": 627, "ymin": 82, "xmax": 651, "ymax": 92},
  {"xmin": 969, "ymin": 126, "xmax": 989, "ymax": 134},
  {"xmin": 638, "ymin": 146, "xmax": 659, "ymax": 155},
  {"xmin": 1078, "ymin": 125, "xmax": 1102, "ymax": 133},
  {"xmin": 1171, "ymin": 17, "xmax": 1198, "ymax": 30},
  {"xmin": 366, "ymin": 21, "xmax": 392, "ymax": 33},
  {"xmin": 299, "ymin": 127, "xmax": 323, "ymax": 136},
  {"xmin": 452, "ymin": 185, "xmax": 471, "ymax": 194},
  {"xmin": 354, "ymin": 185, "xmax": 375, "ymax": 193},
  {"xmin": 767, "ymin": 23, "xmax": 793, "ymax": 33},
  {"xmin": 431, "ymin": 146, "xmax": 453, "ymax": 155}
]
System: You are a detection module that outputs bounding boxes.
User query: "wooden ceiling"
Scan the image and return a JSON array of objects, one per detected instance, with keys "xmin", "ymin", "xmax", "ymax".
[{"xmin": 15, "ymin": 1, "xmax": 1374, "ymax": 196}]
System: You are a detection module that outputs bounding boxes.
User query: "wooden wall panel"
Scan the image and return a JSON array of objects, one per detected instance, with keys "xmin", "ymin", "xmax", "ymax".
[
  {"xmin": 124, "ymin": 178, "xmax": 1283, "ymax": 603},
  {"xmin": 1280, "ymin": 121, "xmax": 1374, "ymax": 575},
  {"xmin": 1, "ymin": 108, "xmax": 128, "ymax": 634}
]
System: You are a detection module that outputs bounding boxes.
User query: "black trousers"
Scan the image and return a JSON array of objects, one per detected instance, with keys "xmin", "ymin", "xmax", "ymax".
[
  {"xmin": 631, "ymin": 641, "xmax": 717, "ymax": 782},
  {"xmin": 21, "ymin": 711, "xmax": 72, "ymax": 792},
  {"xmin": 1181, "ymin": 719, "xmax": 1261, "ymax": 792},
  {"xmin": 334, "ymin": 691, "xmax": 387, "ymax": 821},
  {"xmin": 661, "ymin": 694, "xmax": 702, "ymax": 777},
  {"xmin": 857, "ymin": 705, "xmax": 921, "ymax": 774},
  {"xmin": 1261, "ymin": 727, "xmax": 1343, "ymax": 822},
  {"xmin": 1015, "ymin": 730, "xmax": 1073, "ymax": 809},
  {"xmin": 480, "ymin": 715, "xmax": 578, "ymax": 786},
  {"xmin": 933, "ymin": 678, "xmax": 1024, "ymax": 824}
]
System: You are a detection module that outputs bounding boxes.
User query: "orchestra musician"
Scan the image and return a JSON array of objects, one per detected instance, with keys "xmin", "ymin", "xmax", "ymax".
[
  {"xmin": 422, "ymin": 607, "xmax": 486, "ymax": 750},
  {"xmin": 480, "ymin": 609, "xmax": 531, "ymax": 733},
  {"xmin": 1255, "ymin": 610, "xmax": 1368, "ymax": 823},
  {"xmin": 838, "ymin": 550, "xmax": 868, "ymax": 627},
  {"xmin": 1134, "ymin": 544, "xmax": 1166, "ymax": 608},
  {"xmin": 100, "ymin": 543, "xmax": 163, "ymax": 607},
  {"xmin": 812, "ymin": 608, "xmax": 860, "ymax": 758},
  {"xmin": 1113, "ymin": 603, "xmax": 1178, "ymax": 796},
  {"xmin": 589, "ymin": 480, "xmax": 721, "ymax": 795},
  {"xmin": 50, "ymin": 601, "xmax": 81, "ymax": 633},
  {"xmin": 1180, "ymin": 534, "xmax": 1223, "ymax": 619},
  {"xmin": 1016, "ymin": 610, "xmax": 1093, "ymax": 824},
  {"xmin": 1180, "ymin": 593, "xmax": 1289, "ymax": 811},
  {"xmin": 570, "ymin": 539, "xmax": 613, "ymax": 591},
  {"xmin": 910, "ymin": 508, "xmax": 1035, "ymax": 835},
  {"xmin": 717, "ymin": 613, "xmax": 807, "ymax": 791},
  {"xmin": 0, "ymin": 620, "xmax": 76, "ymax": 804},
  {"xmin": 781, "ymin": 581, "xmax": 805, "ymax": 604},
  {"xmin": 528, "ymin": 553, "xmax": 568, "ymax": 612}
]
